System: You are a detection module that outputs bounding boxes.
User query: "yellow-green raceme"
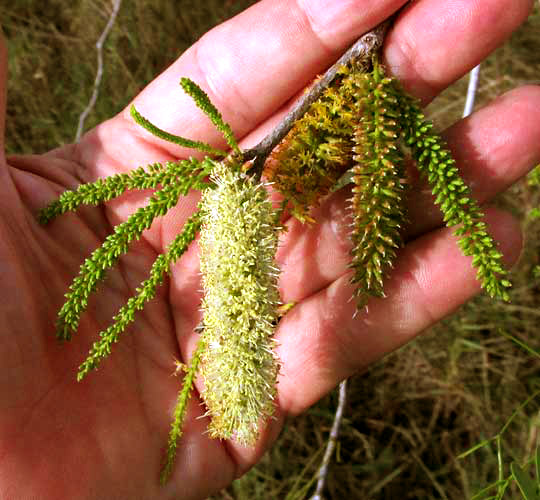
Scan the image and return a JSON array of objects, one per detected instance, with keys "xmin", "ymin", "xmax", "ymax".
[{"xmin": 198, "ymin": 161, "xmax": 281, "ymax": 445}]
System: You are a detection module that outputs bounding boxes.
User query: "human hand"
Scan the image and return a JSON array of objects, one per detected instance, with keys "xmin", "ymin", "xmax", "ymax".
[{"xmin": 1, "ymin": 1, "xmax": 539, "ymax": 498}]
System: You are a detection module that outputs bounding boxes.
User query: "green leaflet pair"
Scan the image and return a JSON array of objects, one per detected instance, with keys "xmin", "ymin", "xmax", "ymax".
[{"xmin": 39, "ymin": 60, "xmax": 510, "ymax": 483}]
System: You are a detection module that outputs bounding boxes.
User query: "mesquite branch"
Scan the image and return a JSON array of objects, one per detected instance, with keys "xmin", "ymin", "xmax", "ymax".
[{"xmin": 241, "ymin": 20, "xmax": 391, "ymax": 179}]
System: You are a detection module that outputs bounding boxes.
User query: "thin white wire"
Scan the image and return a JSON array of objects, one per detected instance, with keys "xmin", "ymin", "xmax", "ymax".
[
  {"xmin": 75, "ymin": 0, "xmax": 122, "ymax": 142},
  {"xmin": 463, "ymin": 64, "xmax": 481, "ymax": 118},
  {"xmin": 311, "ymin": 379, "xmax": 348, "ymax": 500}
]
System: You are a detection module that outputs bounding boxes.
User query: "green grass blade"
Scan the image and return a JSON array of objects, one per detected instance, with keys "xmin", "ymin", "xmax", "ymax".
[
  {"xmin": 500, "ymin": 330, "xmax": 540, "ymax": 359},
  {"xmin": 470, "ymin": 479, "xmax": 509, "ymax": 500},
  {"xmin": 499, "ymin": 389, "xmax": 540, "ymax": 436},
  {"xmin": 536, "ymin": 446, "xmax": 540, "ymax": 490},
  {"xmin": 511, "ymin": 462, "xmax": 540, "ymax": 500},
  {"xmin": 458, "ymin": 438, "xmax": 494, "ymax": 459}
]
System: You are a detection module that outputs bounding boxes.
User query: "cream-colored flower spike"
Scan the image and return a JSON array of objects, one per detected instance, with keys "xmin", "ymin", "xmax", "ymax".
[{"xmin": 199, "ymin": 161, "xmax": 281, "ymax": 445}]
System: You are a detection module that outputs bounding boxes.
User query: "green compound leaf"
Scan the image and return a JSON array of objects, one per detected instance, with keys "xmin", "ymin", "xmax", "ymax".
[
  {"xmin": 180, "ymin": 77, "xmax": 240, "ymax": 153},
  {"xmin": 348, "ymin": 62, "xmax": 407, "ymax": 304},
  {"xmin": 160, "ymin": 336, "xmax": 205, "ymax": 485},
  {"xmin": 130, "ymin": 104, "xmax": 228, "ymax": 156},
  {"xmin": 39, "ymin": 159, "xmax": 206, "ymax": 224},
  {"xmin": 536, "ymin": 446, "xmax": 540, "ymax": 491},
  {"xmin": 394, "ymin": 80, "xmax": 511, "ymax": 302},
  {"xmin": 77, "ymin": 212, "xmax": 202, "ymax": 380},
  {"xmin": 57, "ymin": 164, "xmax": 210, "ymax": 341}
]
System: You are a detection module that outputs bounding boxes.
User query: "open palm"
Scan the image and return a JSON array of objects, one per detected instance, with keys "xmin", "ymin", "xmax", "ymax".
[{"xmin": 1, "ymin": 1, "xmax": 539, "ymax": 499}]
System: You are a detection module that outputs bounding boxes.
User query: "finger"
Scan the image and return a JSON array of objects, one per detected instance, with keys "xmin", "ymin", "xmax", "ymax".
[
  {"xmin": 384, "ymin": 0, "xmax": 534, "ymax": 102},
  {"xmin": 275, "ymin": 208, "xmax": 522, "ymax": 415},
  {"xmin": 277, "ymin": 85, "xmax": 540, "ymax": 303}
]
